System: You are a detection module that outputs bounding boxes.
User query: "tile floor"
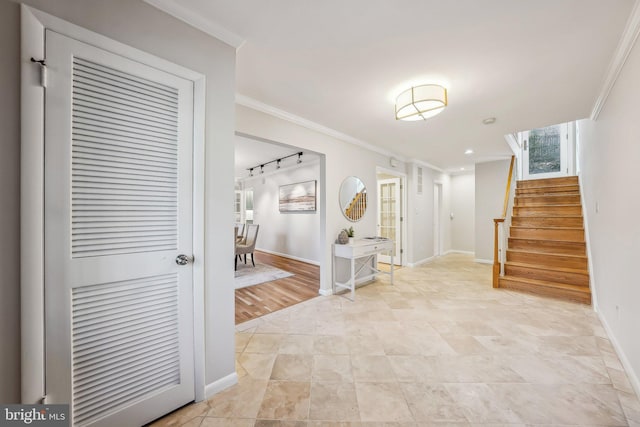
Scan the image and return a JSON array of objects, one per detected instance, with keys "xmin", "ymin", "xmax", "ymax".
[{"xmin": 153, "ymin": 254, "xmax": 640, "ymax": 426}]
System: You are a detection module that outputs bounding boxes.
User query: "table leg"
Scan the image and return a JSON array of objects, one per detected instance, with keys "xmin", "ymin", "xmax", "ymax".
[{"xmin": 350, "ymin": 257, "xmax": 355, "ymax": 301}]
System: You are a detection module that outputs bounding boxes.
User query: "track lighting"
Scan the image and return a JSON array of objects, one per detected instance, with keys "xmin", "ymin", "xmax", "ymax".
[{"xmin": 246, "ymin": 151, "xmax": 305, "ymax": 177}]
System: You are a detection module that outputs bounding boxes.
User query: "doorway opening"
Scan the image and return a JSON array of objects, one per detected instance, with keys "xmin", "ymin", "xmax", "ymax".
[
  {"xmin": 520, "ymin": 122, "xmax": 575, "ymax": 180},
  {"xmin": 234, "ymin": 132, "xmax": 326, "ymax": 324}
]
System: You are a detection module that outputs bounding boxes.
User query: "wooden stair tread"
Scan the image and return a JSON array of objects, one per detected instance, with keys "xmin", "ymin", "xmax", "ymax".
[
  {"xmin": 510, "ymin": 226, "xmax": 584, "ymax": 231},
  {"xmin": 515, "ymin": 203, "xmax": 581, "ymax": 207},
  {"xmin": 501, "ymin": 275, "xmax": 590, "ymax": 292},
  {"xmin": 512, "ymin": 215, "xmax": 583, "ymax": 219},
  {"xmin": 508, "ymin": 237, "xmax": 585, "ymax": 245},
  {"xmin": 500, "ymin": 275, "xmax": 590, "ymax": 293},
  {"xmin": 516, "ymin": 183, "xmax": 579, "ymax": 190},
  {"xmin": 507, "ymin": 249, "xmax": 587, "ymax": 259},
  {"xmin": 505, "ymin": 261, "xmax": 588, "ymax": 276}
]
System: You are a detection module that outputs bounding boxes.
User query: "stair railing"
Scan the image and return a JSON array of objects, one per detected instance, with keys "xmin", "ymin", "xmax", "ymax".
[
  {"xmin": 493, "ymin": 155, "xmax": 516, "ymax": 288},
  {"xmin": 345, "ymin": 190, "xmax": 367, "ymax": 221}
]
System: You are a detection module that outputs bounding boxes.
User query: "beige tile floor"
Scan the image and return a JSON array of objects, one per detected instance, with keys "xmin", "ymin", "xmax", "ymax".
[{"xmin": 153, "ymin": 254, "xmax": 640, "ymax": 426}]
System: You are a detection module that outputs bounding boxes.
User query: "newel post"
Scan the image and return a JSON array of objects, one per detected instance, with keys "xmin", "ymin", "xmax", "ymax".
[{"xmin": 493, "ymin": 218, "xmax": 504, "ymax": 288}]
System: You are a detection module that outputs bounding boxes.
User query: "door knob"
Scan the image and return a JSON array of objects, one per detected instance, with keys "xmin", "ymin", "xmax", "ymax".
[{"xmin": 175, "ymin": 254, "xmax": 194, "ymax": 265}]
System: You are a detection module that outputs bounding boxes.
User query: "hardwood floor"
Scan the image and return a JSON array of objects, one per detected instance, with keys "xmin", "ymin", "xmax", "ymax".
[{"xmin": 235, "ymin": 251, "xmax": 320, "ymax": 324}]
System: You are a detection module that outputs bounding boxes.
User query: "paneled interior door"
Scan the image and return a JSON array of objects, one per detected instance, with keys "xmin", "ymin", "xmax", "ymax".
[
  {"xmin": 377, "ymin": 178, "xmax": 401, "ymax": 265},
  {"xmin": 44, "ymin": 29, "xmax": 195, "ymax": 427}
]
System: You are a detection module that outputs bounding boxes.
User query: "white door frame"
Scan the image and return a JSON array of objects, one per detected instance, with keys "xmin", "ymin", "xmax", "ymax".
[
  {"xmin": 434, "ymin": 182, "xmax": 443, "ymax": 257},
  {"xmin": 20, "ymin": 5, "xmax": 206, "ymax": 404},
  {"xmin": 376, "ymin": 167, "xmax": 407, "ymax": 266},
  {"xmin": 522, "ymin": 122, "xmax": 570, "ymax": 180}
]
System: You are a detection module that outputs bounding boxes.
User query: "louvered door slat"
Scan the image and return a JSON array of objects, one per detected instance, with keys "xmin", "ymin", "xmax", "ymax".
[
  {"xmin": 72, "ymin": 332, "xmax": 178, "ymax": 368},
  {"xmin": 73, "ymin": 148, "xmax": 177, "ymax": 168},
  {"xmin": 74, "ymin": 93, "xmax": 179, "ymax": 125},
  {"xmin": 71, "ymin": 56, "xmax": 179, "ymax": 258},
  {"xmin": 71, "ymin": 273, "xmax": 180, "ymax": 425},
  {"xmin": 74, "ymin": 133, "xmax": 179, "ymax": 156}
]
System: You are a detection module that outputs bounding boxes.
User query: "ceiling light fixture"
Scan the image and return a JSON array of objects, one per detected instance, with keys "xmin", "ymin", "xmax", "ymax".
[
  {"xmin": 395, "ymin": 84, "xmax": 448, "ymax": 121},
  {"xmin": 465, "ymin": 149, "xmax": 474, "ymax": 155},
  {"xmin": 482, "ymin": 117, "xmax": 496, "ymax": 125},
  {"xmin": 246, "ymin": 151, "xmax": 304, "ymax": 177}
]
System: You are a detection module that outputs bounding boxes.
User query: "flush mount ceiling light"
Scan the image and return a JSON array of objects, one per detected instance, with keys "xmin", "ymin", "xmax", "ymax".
[
  {"xmin": 482, "ymin": 117, "xmax": 496, "ymax": 125},
  {"xmin": 395, "ymin": 84, "xmax": 448, "ymax": 121},
  {"xmin": 465, "ymin": 149, "xmax": 474, "ymax": 155}
]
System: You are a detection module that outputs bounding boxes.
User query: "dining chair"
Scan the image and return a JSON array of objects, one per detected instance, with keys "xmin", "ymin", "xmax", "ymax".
[
  {"xmin": 235, "ymin": 224, "xmax": 259, "ymax": 270},
  {"xmin": 234, "ymin": 223, "xmax": 245, "ymax": 242}
]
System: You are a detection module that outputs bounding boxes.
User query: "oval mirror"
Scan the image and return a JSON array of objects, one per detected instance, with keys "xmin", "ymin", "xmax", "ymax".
[{"xmin": 339, "ymin": 176, "xmax": 367, "ymax": 222}]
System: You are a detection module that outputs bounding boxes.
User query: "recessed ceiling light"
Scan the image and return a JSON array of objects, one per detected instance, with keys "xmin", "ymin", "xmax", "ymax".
[
  {"xmin": 460, "ymin": 167, "xmax": 465, "ymax": 171},
  {"xmin": 465, "ymin": 149, "xmax": 474, "ymax": 155},
  {"xmin": 482, "ymin": 117, "xmax": 496, "ymax": 125}
]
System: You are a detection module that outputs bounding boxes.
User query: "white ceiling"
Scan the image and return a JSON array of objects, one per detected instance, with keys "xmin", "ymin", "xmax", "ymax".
[{"xmin": 164, "ymin": 0, "xmax": 634, "ymax": 171}]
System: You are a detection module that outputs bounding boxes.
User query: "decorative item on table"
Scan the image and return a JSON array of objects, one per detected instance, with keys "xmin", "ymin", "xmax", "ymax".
[
  {"xmin": 337, "ymin": 229, "xmax": 349, "ymax": 245},
  {"xmin": 344, "ymin": 226, "xmax": 355, "ymax": 244}
]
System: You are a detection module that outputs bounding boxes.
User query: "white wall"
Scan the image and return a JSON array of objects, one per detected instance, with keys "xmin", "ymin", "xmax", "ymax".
[
  {"xmin": 406, "ymin": 163, "xmax": 451, "ymax": 265},
  {"xmin": 576, "ymin": 33, "xmax": 640, "ymax": 396},
  {"xmin": 242, "ymin": 161, "xmax": 322, "ymax": 263},
  {"xmin": 474, "ymin": 160, "xmax": 511, "ymax": 262},
  {"xmin": 450, "ymin": 173, "xmax": 475, "ymax": 253},
  {"xmin": 2, "ymin": 0, "xmax": 237, "ymax": 402},
  {"xmin": 236, "ymin": 105, "xmax": 411, "ymax": 293}
]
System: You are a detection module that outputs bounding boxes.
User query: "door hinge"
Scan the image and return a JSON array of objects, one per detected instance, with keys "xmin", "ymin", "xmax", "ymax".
[
  {"xmin": 400, "ymin": 249, "xmax": 404, "ymax": 254},
  {"xmin": 30, "ymin": 57, "xmax": 47, "ymax": 88},
  {"xmin": 524, "ymin": 139, "xmax": 528, "ymax": 150},
  {"xmin": 400, "ymin": 216, "xmax": 403, "ymax": 222},
  {"xmin": 41, "ymin": 395, "xmax": 49, "ymax": 404}
]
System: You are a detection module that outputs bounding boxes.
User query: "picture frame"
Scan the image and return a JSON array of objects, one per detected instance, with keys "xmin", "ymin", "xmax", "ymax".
[{"xmin": 279, "ymin": 180, "xmax": 317, "ymax": 212}]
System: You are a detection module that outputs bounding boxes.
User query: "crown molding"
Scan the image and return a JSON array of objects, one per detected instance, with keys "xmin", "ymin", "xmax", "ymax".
[
  {"xmin": 143, "ymin": 0, "xmax": 245, "ymax": 49},
  {"xmin": 591, "ymin": 0, "xmax": 640, "ymax": 120},
  {"xmin": 412, "ymin": 159, "xmax": 444, "ymax": 173},
  {"xmin": 236, "ymin": 94, "xmax": 410, "ymax": 162}
]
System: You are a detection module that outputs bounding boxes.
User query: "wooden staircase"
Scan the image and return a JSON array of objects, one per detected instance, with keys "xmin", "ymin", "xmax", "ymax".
[{"xmin": 499, "ymin": 176, "xmax": 591, "ymax": 304}]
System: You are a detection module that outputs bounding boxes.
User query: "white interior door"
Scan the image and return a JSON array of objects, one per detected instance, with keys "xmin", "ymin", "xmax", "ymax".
[
  {"xmin": 44, "ymin": 30, "xmax": 195, "ymax": 427},
  {"xmin": 523, "ymin": 123, "xmax": 569, "ymax": 180},
  {"xmin": 377, "ymin": 178, "xmax": 401, "ymax": 265}
]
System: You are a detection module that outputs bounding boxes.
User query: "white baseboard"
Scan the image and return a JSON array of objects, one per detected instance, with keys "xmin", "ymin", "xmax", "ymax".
[
  {"xmin": 474, "ymin": 258, "xmax": 493, "ymax": 265},
  {"xmin": 318, "ymin": 288, "xmax": 333, "ymax": 296},
  {"xmin": 255, "ymin": 247, "xmax": 320, "ymax": 266},
  {"xmin": 204, "ymin": 372, "xmax": 238, "ymax": 399},
  {"xmin": 407, "ymin": 256, "xmax": 435, "ymax": 267},
  {"xmin": 597, "ymin": 310, "xmax": 640, "ymax": 399},
  {"xmin": 444, "ymin": 250, "xmax": 475, "ymax": 256}
]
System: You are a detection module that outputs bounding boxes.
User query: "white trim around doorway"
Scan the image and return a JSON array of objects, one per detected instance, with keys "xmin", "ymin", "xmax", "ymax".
[{"xmin": 376, "ymin": 166, "xmax": 408, "ymax": 267}]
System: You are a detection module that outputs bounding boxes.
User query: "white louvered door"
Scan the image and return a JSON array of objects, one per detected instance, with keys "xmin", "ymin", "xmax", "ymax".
[{"xmin": 44, "ymin": 30, "xmax": 195, "ymax": 427}]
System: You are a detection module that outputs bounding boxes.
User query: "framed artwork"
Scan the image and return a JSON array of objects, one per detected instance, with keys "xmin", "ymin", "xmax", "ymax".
[{"xmin": 279, "ymin": 180, "xmax": 317, "ymax": 212}]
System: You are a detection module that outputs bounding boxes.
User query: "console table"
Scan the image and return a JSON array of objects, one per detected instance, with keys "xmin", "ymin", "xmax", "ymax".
[{"xmin": 332, "ymin": 238, "xmax": 394, "ymax": 300}]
